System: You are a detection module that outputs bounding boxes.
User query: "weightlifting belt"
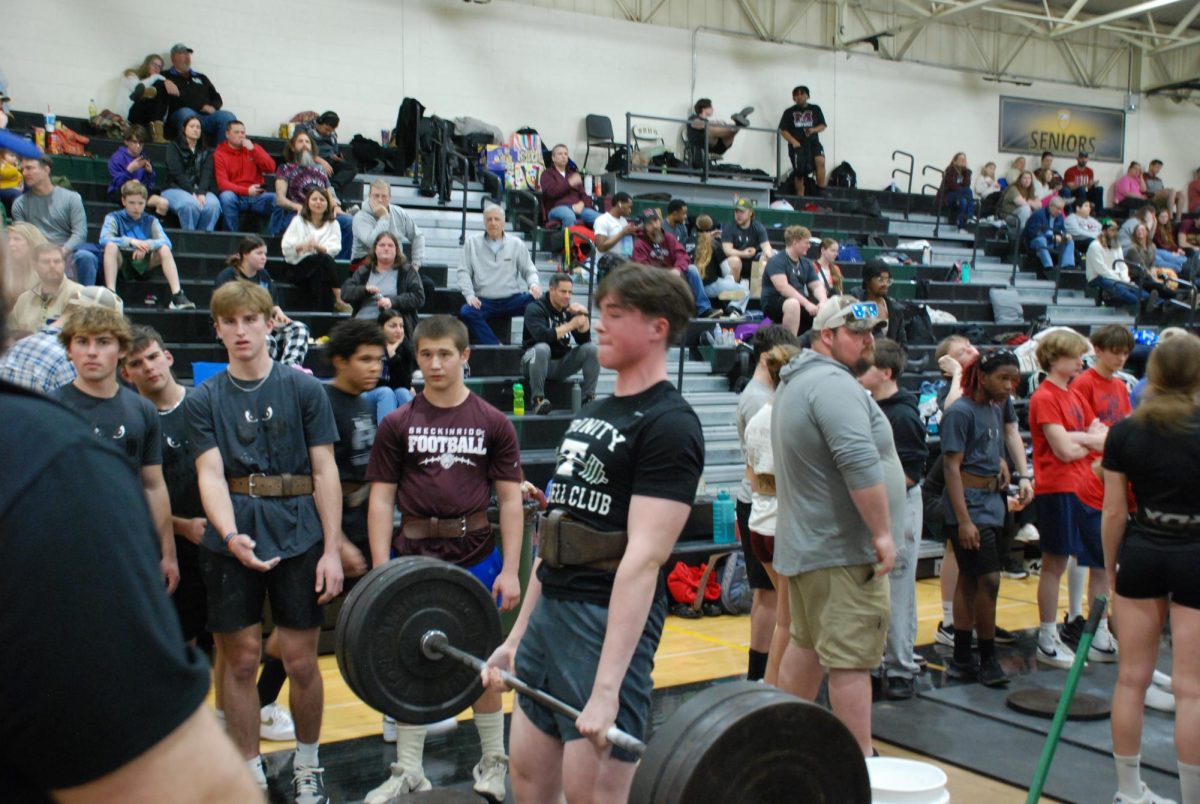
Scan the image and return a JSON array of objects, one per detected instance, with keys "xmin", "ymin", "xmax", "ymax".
[
  {"xmin": 402, "ymin": 511, "xmax": 491, "ymax": 541},
  {"xmin": 959, "ymin": 471, "xmax": 1004, "ymax": 492},
  {"xmin": 538, "ymin": 509, "xmax": 627, "ymax": 571},
  {"xmin": 752, "ymin": 472, "xmax": 776, "ymax": 496},
  {"xmin": 342, "ymin": 481, "xmax": 370, "ymax": 509},
  {"xmin": 228, "ymin": 473, "xmax": 314, "ymax": 497}
]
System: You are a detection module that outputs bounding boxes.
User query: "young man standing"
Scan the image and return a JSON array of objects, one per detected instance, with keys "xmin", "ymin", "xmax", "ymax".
[
  {"xmin": 484, "ymin": 264, "xmax": 704, "ymax": 803},
  {"xmin": 8, "ymin": 243, "xmax": 83, "ymax": 334},
  {"xmin": 51, "ymin": 306, "xmax": 178, "ymax": 594},
  {"xmin": 858, "ymin": 338, "xmax": 929, "ymax": 699},
  {"xmin": 778, "ymin": 86, "xmax": 828, "ymax": 194},
  {"xmin": 188, "ymin": 281, "xmax": 343, "ymax": 803},
  {"xmin": 1072, "ymin": 324, "xmax": 1134, "ymax": 428},
  {"xmin": 940, "ymin": 350, "xmax": 1022, "ymax": 687},
  {"xmin": 364, "ymin": 314, "xmax": 525, "ymax": 802}
]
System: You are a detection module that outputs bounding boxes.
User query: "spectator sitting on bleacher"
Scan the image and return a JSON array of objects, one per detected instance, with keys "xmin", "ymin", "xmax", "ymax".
[
  {"xmin": 281, "ymin": 186, "xmax": 348, "ymax": 313},
  {"xmin": 632, "ymin": 208, "xmax": 714, "ymax": 317},
  {"xmin": 123, "ymin": 54, "xmax": 169, "ymax": 138},
  {"xmin": 106, "ymin": 125, "xmax": 168, "ymax": 216},
  {"xmin": 162, "ymin": 115, "xmax": 219, "ymax": 232},
  {"xmin": 1143, "ymin": 159, "xmax": 1187, "ymax": 223},
  {"xmin": 858, "ymin": 258, "xmax": 906, "ymax": 346},
  {"xmin": 5, "ymin": 222, "xmax": 47, "ymax": 304},
  {"xmin": 270, "ymin": 129, "xmax": 352, "ymax": 259},
  {"xmin": 761, "ymin": 225, "xmax": 824, "ymax": 336},
  {"xmin": 1120, "ymin": 205, "xmax": 1187, "ymax": 273},
  {"xmin": 352, "ymin": 179, "xmax": 426, "ymax": 268},
  {"xmin": 1064, "ymin": 199, "xmax": 1101, "ymax": 254},
  {"xmin": 298, "ymin": 111, "xmax": 357, "ymax": 197},
  {"xmin": 939, "ymin": 152, "xmax": 974, "ymax": 232},
  {"xmin": 457, "ymin": 204, "xmax": 541, "ymax": 344},
  {"xmin": 1188, "ymin": 167, "xmax": 1200, "ymax": 215},
  {"xmin": 1002, "ymin": 156, "xmax": 1026, "ymax": 186},
  {"xmin": 213, "ymin": 120, "xmax": 276, "ymax": 233},
  {"xmin": 1112, "ymin": 162, "xmax": 1148, "ymax": 212},
  {"xmin": 99, "ymin": 180, "xmax": 195, "ymax": 310},
  {"xmin": 663, "ymin": 198, "xmax": 691, "ymax": 251},
  {"xmin": 1085, "ymin": 219, "xmax": 1146, "ymax": 308},
  {"xmin": 591, "ymin": 191, "xmax": 637, "ymax": 274},
  {"xmin": 0, "ymin": 147, "xmax": 22, "ymax": 215},
  {"xmin": 540, "ymin": 144, "xmax": 597, "ymax": 229},
  {"xmin": 161, "ymin": 44, "xmax": 236, "ymax": 144},
  {"xmin": 999, "ymin": 170, "xmax": 1037, "ymax": 229},
  {"xmin": 687, "ymin": 99, "xmax": 751, "ymax": 167},
  {"xmin": 373, "ymin": 308, "xmax": 416, "ymax": 418},
  {"xmin": 0, "ymin": 285, "xmax": 121, "ymax": 394},
  {"xmin": 974, "ymin": 161, "xmax": 1000, "ymax": 203},
  {"xmin": 1038, "ymin": 151, "xmax": 1061, "ymax": 181},
  {"xmin": 1022, "ymin": 196, "xmax": 1074, "ymax": 275},
  {"xmin": 695, "ymin": 214, "xmax": 750, "ymax": 317},
  {"xmin": 722, "ymin": 198, "xmax": 774, "ymax": 286},
  {"xmin": 813, "ymin": 238, "xmax": 845, "ymax": 297},
  {"xmin": 341, "ymin": 232, "xmax": 424, "ymax": 333},
  {"xmin": 1154, "ymin": 208, "xmax": 1195, "ymax": 261},
  {"xmin": 1040, "ymin": 175, "xmax": 1067, "ymax": 209},
  {"xmin": 9, "ymin": 244, "xmax": 84, "ymax": 335},
  {"xmin": 1127, "ymin": 224, "xmax": 1182, "ymax": 304},
  {"xmin": 13, "ymin": 156, "xmax": 101, "ymax": 286},
  {"xmin": 1031, "ymin": 167, "xmax": 1055, "ymax": 202},
  {"xmin": 519, "ymin": 272, "xmax": 598, "ymax": 415},
  {"xmin": 214, "ymin": 234, "xmax": 310, "ymax": 366},
  {"xmin": 1063, "ymin": 151, "xmax": 1103, "ymax": 213}
]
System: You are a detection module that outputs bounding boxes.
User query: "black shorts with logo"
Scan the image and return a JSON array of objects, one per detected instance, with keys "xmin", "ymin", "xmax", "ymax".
[
  {"xmin": 1115, "ymin": 527, "xmax": 1200, "ymax": 610},
  {"xmin": 198, "ymin": 540, "xmax": 325, "ymax": 632}
]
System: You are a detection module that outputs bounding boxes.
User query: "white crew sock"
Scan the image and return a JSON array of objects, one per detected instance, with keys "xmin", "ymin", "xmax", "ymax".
[
  {"xmin": 1067, "ymin": 559, "xmax": 1085, "ymax": 621},
  {"xmin": 1113, "ymin": 753, "xmax": 1141, "ymax": 798},
  {"xmin": 395, "ymin": 724, "xmax": 428, "ymax": 774},
  {"xmin": 295, "ymin": 740, "xmax": 319, "ymax": 769},
  {"xmin": 942, "ymin": 600, "xmax": 954, "ymax": 625},
  {"xmin": 1039, "ymin": 622, "xmax": 1059, "ymax": 646},
  {"xmin": 247, "ymin": 755, "xmax": 267, "ymax": 787},
  {"xmin": 475, "ymin": 710, "xmax": 507, "ymax": 758},
  {"xmin": 1179, "ymin": 760, "xmax": 1200, "ymax": 804}
]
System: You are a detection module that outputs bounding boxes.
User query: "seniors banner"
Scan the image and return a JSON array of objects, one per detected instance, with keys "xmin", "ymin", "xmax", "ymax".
[{"xmin": 998, "ymin": 97, "xmax": 1125, "ymax": 162}]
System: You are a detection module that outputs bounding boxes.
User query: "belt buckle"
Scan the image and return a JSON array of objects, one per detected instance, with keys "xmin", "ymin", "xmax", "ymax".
[
  {"xmin": 247, "ymin": 472, "xmax": 267, "ymax": 498},
  {"xmin": 456, "ymin": 515, "xmax": 468, "ymax": 536}
]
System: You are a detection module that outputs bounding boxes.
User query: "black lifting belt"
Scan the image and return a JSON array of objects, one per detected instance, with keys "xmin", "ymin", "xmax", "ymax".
[{"xmin": 538, "ymin": 509, "xmax": 627, "ymax": 571}]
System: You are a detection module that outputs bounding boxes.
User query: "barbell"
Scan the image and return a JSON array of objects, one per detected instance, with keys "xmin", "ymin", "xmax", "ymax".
[{"xmin": 335, "ymin": 557, "xmax": 871, "ymax": 803}]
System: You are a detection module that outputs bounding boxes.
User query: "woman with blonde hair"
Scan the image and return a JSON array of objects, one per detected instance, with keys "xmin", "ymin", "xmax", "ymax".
[
  {"xmin": 999, "ymin": 171, "xmax": 1038, "ymax": 228},
  {"xmin": 122, "ymin": 53, "xmax": 170, "ymax": 136},
  {"xmin": 5, "ymin": 222, "xmax": 48, "ymax": 306},
  {"xmin": 695, "ymin": 214, "xmax": 750, "ymax": 315}
]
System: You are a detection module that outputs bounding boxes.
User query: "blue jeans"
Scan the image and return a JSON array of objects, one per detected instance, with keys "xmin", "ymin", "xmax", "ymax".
[
  {"xmin": 1155, "ymin": 248, "xmax": 1186, "ymax": 271},
  {"xmin": 362, "ymin": 386, "xmax": 413, "ymax": 423},
  {"xmin": 161, "ymin": 188, "xmax": 220, "ymax": 231},
  {"xmin": 944, "ymin": 188, "xmax": 975, "ymax": 228},
  {"xmin": 682, "ymin": 266, "xmax": 711, "ymax": 315},
  {"xmin": 1029, "ymin": 235, "xmax": 1075, "ymax": 270},
  {"xmin": 218, "ymin": 191, "xmax": 276, "ymax": 233},
  {"xmin": 169, "ymin": 108, "xmax": 237, "ymax": 143},
  {"xmin": 70, "ymin": 243, "xmax": 101, "ymax": 286},
  {"xmin": 548, "ymin": 205, "xmax": 600, "ymax": 228},
  {"xmin": 1089, "ymin": 277, "xmax": 1147, "ymax": 306},
  {"xmin": 459, "ymin": 293, "xmax": 534, "ymax": 345},
  {"xmin": 269, "ymin": 208, "xmax": 353, "ymax": 260}
]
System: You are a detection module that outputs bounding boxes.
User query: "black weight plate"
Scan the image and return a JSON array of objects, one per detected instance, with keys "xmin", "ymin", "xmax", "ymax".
[
  {"xmin": 629, "ymin": 681, "xmax": 870, "ymax": 804},
  {"xmin": 1006, "ymin": 688, "xmax": 1112, "ymax": 721},
  {"xmin": 335, "ymin": 556, "xmax": 502, "ymax": 724}
]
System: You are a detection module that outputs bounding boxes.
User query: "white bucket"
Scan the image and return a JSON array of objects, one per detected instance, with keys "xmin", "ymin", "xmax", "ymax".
[{"xmin": 866, "ymin": 757, "xmax": 950, "ymax": 804}]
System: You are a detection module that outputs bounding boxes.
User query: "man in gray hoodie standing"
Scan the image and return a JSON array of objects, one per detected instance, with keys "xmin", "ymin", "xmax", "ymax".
[
  {"xmin": 771, "ymin": 295, "xmax": 903, "ymax": 757},
  {"xmin": 458, "ymin": 204, "xmax": 542, "ymax": 344}
]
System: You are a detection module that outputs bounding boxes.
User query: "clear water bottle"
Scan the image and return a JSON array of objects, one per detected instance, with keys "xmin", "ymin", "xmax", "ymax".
[
  {"xmin": 87, "ymin": 98, "xmax": 98, "ymax": 119},
  {"xmin": 513, "ymin": 383, "xmax": 525, "ymax": 416},
  {"xmin": 571, "ymin": 380, "xmax": 582, "ymax": 413},
  {"xmin": 712, "ymin": 489, "xmax": 736, "ymax": 544}
]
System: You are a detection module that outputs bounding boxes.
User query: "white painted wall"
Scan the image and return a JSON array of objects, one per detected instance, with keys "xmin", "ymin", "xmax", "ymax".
[{"xmin": 5, "ymin": 0, "xmax": 1196, "ymax": 193}]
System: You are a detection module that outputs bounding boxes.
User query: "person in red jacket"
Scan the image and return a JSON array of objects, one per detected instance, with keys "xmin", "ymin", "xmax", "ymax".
[
  {"xmin": 540, "ymin": 144, "xmax": 598, "ymax": 228},
  {"xmin": 213, "ymin": 120, "xmax": 276, "ymax": 233},
  {"xmin": 632, "ymin": 209, "xmax": 715, "ymax": 316}
]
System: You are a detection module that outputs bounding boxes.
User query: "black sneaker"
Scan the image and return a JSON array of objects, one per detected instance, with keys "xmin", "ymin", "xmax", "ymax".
[
  {"xmin": 978, "ymin": 656, "xmax": 1010, "ymax": 688},
  {"xmin": 885, "ymin": 675, "xmax": 916, "ymax": 700},
  {"xmin": 944, "ymin": 656, "xmax": 979, "ymax": 681},
  {"xmin": 993, "ymin": 626, "xmax": 1017, "ymax": 645},
  {"xmin": 1061, "ymin": 614, "xmax": 1085, "ymax": 650},
  {"xmin": 1001, "ymin": 557, "xmax": 1029, "ymax": 579},
  {"xmin": 292, "ymin": 764, "xmax": 329, "ymax": 804},
  {"xmin": 532, "ymin": 397, "xmax": 552, "ymax": 416},
  {"xmin": 168, "ymin": 291, "xmax": 196, "ymax": 310}
]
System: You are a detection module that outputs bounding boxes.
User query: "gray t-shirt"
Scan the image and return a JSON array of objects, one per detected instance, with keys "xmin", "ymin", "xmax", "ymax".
[
  {"xmin": 354, "ymin": 269, "xmax": 400, "ymax": 320},
  {"xmin": 736, "ymin": 378, "xmax": 772, "ymax": 504},
  {"xmin": 939, "ymin": 397, "xmax": 1007, "ymax": 527},
  {"xmin": 51, "ymin": 383, "xmax": 161, "ymax": 475},
  {"xmin": 187, "ymin": 362, "xmax": 339, "ymax": 560},
  {"xmin": 12, "ymin": 187, "xmax": 88, "ymax": 250}
]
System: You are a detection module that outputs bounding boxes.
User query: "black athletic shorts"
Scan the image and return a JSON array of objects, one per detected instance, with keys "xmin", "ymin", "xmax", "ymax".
[
  {"xmin": 737, "ymin": 499, "xmax": 773, "ymax": 591},
  {"xmin": 515, "ymin": 594, "xmax": 665, "ymax": 763},
  {"xmin": 198, "ymin": 540, "xmax": 325, "ymax": 633},
  {"xmin": 762, "ymin": 298, "xmax": 791, "ymax": 330},
  {"xmin": 172, "ymin": 536, "xmax": 209, "ymax": 642},
  {"xmin": 947, "ymin": 523, "xmax": 1004, "ymax": 577},
  {"xmin": 1115, "ymin": 527, "xmax": 1200, "ymax": 610}
]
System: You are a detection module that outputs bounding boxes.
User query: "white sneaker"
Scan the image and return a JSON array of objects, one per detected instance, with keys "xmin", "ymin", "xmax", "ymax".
[
  {"xmin": 1015, "ymin": 524, "xmax": 1040, "ymax": 542},
  {"xmin": 473, "ymin": 753, "xmax": 509, "ymax": 802},
  {"xmin": 382, "ymin": 715, "xmax": 397, "ymax": 743},
  {"xmin": 1113, "ymin": 781, "xmax": 1177, "ymax": 803},
  {"xmin": 1144, "ymin": 684, "xmax": 1176, "ymax": 713},
  {"xmin": 934, "ymin": 621, "xmax": 954, "ymax": 647},
  {"xmin": 1037, "ymin": 634, "xmax": 1076, "ymax": 669},
  {"xmin": 363, "ymin": 765, "xmax": 432, "ymax": 804},
  {"xmin": 427, "ymin": 716, "xmax": 459, "ymax": 737},
  {"xmin": 1089, "ymin": 622, "xmax": 1119, "ymax": 663},
  {"xmin": 260, "ymin": 702, "xmax": 296, "ymax": 741},
  {"xmin": 1152, "ymin": 670, "xmax": 1173, "ymax": 692}
]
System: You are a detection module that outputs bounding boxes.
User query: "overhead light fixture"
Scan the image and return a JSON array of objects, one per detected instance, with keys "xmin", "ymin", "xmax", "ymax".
[{"xmin": 983, "ymin": 75, "xmax": 1033, "ymax": 87}]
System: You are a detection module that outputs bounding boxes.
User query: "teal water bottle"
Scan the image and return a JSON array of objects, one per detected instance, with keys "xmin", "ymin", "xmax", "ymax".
[
  {"xmin": 713, "ymin": 489, "xmax": 735, "ymax": 544},
  {"xmin": 960, "ymin": 261, "xmax": 971, "ymax": 283},
  {"xmin": 513, "ymin": 383, "xmax": 525, "ymax": 416}
]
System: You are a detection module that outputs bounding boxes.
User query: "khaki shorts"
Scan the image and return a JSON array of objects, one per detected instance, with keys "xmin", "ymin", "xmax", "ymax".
[{"xmin": 788, "ymin": 564, "xmax": 890, "ymax": 670}]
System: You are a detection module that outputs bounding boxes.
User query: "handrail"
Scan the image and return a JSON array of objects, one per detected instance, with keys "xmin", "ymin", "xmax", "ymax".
[
  {"xmin": 444, "ymin": 151, "xmax": 470, "ymax": 245},
  {"xmin": 922, "ymin": 165, "xmax": 945, "ymax": 239},
  {"xmin": 891, "ymin": 150, "xmax": 914, "ymax": 221},
  {"xmin": 624, "ymin": 111, "xmax": 784, "ymax": 185},
  {"xmin": 507, "ymin": 189, "xmax": 541, "ymax": 244}
]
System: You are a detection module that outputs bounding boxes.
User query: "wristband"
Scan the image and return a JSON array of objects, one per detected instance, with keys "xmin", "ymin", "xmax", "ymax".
[{"xmin": 223, "ymin": 531, "xmax": 238, "ymax": 547}]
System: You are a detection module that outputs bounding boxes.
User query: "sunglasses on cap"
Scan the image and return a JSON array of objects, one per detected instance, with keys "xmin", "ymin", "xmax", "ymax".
[{"xmin": 848, "ymin": 302, "xmax": 878, "ymax": 319}]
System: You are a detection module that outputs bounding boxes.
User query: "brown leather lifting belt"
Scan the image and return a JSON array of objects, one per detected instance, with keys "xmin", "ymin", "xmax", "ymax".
[
  {"xmin": 227, "ymin": 474, "xmax": 314, "ymax": 497},
  {"xmin": 538, "ymin": 509, "xmax": 628, "ymax": 571},
  {"xmin": 342, "ymin": 481, "xmax": 370, "ymax": 509},
  {"xmin": 959, "ymin": 471, "xmax": 1004, "ymax": 492},
  {"xmin": 401, "ymin": 511, "xmax": 491, "ymax": 540}
]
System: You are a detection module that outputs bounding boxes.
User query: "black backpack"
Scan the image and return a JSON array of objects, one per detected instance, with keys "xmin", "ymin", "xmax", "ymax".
[
  {"xmin": 829, "ymin": 161, "xmax": 857, "ymax": 188},
  {"xmin": 726, "ymin": 342, "xmax": 755, "ymax": 393},
  {"xmin": 903, "ymin": 304, "xmax": 936, "ymax": 346}
]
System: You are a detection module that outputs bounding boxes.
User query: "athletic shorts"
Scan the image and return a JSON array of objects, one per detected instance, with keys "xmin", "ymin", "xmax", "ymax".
[
  {"xmin": 788, "ymin": 564, "xmax": 890, "ymax": 670},
  {"xmin": 198, "ymin": 540, "xmax": 325, "ymax": 633},
  {"xmin": 1035, "ymin": 493, "xmax": 1103, "ymax": 568},
  {"xmin": 762, "ymin": 298, "xmax": 789, "ymax": 328},
  {"xmin": 1115, "ymin": 528, "xmax": 1200, "ymax": 610},
  {"xmin": 465, "ymin": 547, "xmax": 504, "ymax": 604},
  {"xmin": 737, "ymin": 499, "xmax": 773, "ymax": 591},
  {"xmin": 172, "ymin": 536, "xmax": 209, "ymax": 642},
  {"xmin": 946, "ymin": 523, "xmax": 1004, "ymax": 577},
  {"xmin": 748, "ymin": 530, "xmax": 775, "ymax": 566},
  {"xmin": 514, "ymin": 594, "xmax": 665, "ymax": 763}
]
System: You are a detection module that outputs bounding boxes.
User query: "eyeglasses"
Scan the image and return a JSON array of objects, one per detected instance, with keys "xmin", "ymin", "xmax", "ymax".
[{"xmin": 848, "ymin": 302, "xmax": 879, "ymax": 320}]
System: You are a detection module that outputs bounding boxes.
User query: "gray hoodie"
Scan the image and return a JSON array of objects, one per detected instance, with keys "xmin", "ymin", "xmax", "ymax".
[
  {"xmin": 770, "ymin": 350, "xmax": 907, "ymax": 575},
  {"xmin": 351, "ymin": 204, "xmax": 426, "ymax": 265}
]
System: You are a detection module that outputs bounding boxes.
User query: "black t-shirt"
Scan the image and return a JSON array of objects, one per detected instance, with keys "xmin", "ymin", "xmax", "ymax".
[
  {"xmin": 0, "ymin": 381, "xmax": 210, "ymax": 802},
  {"xmin": 324, "ymin": 384, "xmax": 376, "ymax": 543},
  {"xmin": 382, "ymin": 339, "xmax": 416, "ymax": 390},
  {"xmin": 721, "ymin": 220, "xmax": 769, "ymax": 259},
  {"xmin": 158, "ymin": 387, "xmax": 204, "ymax": 519},
  {"xmin": 187, "ymin": 362, "xmax": 339, "ymax": 560},
  {"xmin": 214, "ymin": 265, "xmax": 280, "ymax": 306},
  {"xmin": 539, "ymin": 381, "xmax": 705, "ymax": 605},
  {"xmin": 51, "ymin": 382, "xmax": 162, "ymax": 475},
  {"xmin": 760, "ymin": 250, "xmax": 818, "ymax": 313},
  {"xmin": 698, "ymin": 235, "xmax": 726, "ymax": 285},
  {"xmin": 778, "ymin": 103, "xmax": 826, "ymax": 151},
  {"xmin": 1103, "ymin": 412, "xmax": 1200, "ymax": 539}
]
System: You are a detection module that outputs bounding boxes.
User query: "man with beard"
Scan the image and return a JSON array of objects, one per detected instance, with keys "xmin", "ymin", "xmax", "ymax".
[
  {"xmin": 1085, "ymin": 219, "xmax": 1149, "ymax": 308},
  {"xmin": 631, "ymin": 208, "xmax": 714, "ymax": 316},
  {"xmin": 269, "ymin": 129, "xmax": 353, "ymax": 258}
]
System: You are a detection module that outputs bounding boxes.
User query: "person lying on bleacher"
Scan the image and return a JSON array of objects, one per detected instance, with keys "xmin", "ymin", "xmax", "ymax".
[
  {"xmin": 457, "ymin": 204, "xmax": 541, "ymax": 345},
  {"xmin": 162, "ymin": 115, "xmax": 220, "ymax": 232},
  {"xmin": 162, "ymin": 44, "xmax": 236, "ymax": 144},
  {"xmin": 270, "ymin": 129, "xmax": 352, "ymax": 259},
  {"xmin": 281, "ymin": 186, "xmax": 349, "ymax": 313},
  {"xmin": 8, "ymin": 244, "xmax": 84, "ymax": 335},
  {"xmin": 213, "ymin": 120, "xmax": 276, "ymax": 234},
  {"xmin": 540, "ymin": 144, "xmax": 598, "ymax": 229},
  {"xmin": 214, "ymin": 234, "xmax": 311, "ymax": 366},
  {"xmin": 631, "ymin": 208, "xmax": 715, "ymax": 317},
  {"xmin": 688, "ymin": 98, "xmax": 752, "ymax": 166},
  {"xmin": 13, "ymin": 156, "xmax": 101, "ymax": 286},
  {"xmin": 99, "ymin": 180, "xmax": 195, "ymax": 310},
  {"xmin": 107, "ymin": 125, "xmax": 169, "ymax": 217}
]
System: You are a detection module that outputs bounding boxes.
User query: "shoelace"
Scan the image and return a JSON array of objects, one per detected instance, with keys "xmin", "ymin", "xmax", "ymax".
[{"xmin": 294, "ymin": 766, "xmax": 324, "ymax": 793}]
